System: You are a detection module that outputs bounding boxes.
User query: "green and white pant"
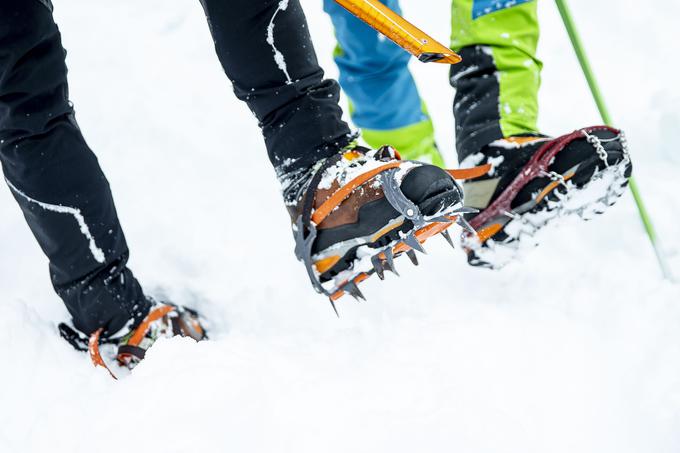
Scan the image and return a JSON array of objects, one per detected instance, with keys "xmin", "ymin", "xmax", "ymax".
[{"xmin": 324, "ymin": 0, "xmax": 542, "ymax": 164}]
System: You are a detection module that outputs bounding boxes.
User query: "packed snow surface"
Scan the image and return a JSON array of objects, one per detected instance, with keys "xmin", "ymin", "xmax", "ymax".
[{"xmin": 1, "ymin": 0, "xmax": 679, "ymax": 452}]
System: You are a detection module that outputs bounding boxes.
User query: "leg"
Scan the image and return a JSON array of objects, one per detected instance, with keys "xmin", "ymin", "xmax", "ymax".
[
  {"xmin": 0, "ymin": 0, "xmax": 148, "ymax": 336},
  {"xmin": 198, "ymin": 0, "xmax": 353, "ymax": 198},
  {"xmin": 322, "ymin": 0, "xmax": 443, "ymax": 166},
  {"xmin": 449, "ymin": 0, "xmax": 631, "ymax": 268},
  {"xmin": 449, "ymin": 0, "xmax": 542, "ymax": 162},
  {"xmin": 198, "ymin": 0, "xmax": 463, "ymax": 302}
]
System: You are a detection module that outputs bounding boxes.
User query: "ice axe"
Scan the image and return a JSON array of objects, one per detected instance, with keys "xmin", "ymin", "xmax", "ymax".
[{"xmin": 334, "ymin": 0, "xmax": 461, "ymax": 65}]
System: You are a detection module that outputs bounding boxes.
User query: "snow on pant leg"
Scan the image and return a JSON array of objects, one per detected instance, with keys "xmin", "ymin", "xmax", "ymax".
[
  {"xmin": 322, "ymin": 0, "xmax": 443, "ymax": 166},
  {"xmin": 449, "ymin": 0, "xmax": 542, "ymax": 162},
  {"xmin": 198, "ymin": 0, "xmax": 353, "ymax": 184},
  {"xmin": 0, "ymin": 0, "xmax": 149, "ymax": 336}
]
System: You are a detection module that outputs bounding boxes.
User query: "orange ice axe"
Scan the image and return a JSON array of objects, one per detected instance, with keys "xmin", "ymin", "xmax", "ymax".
[{"xmin": 334, "ymin": 0, "xmax": 462, "ymax": 65}]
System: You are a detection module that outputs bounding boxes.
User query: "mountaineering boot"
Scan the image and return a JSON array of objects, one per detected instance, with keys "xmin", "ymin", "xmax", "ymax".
[
  {"xmin": 60, "ymin": 299, "xmax": 207, "ymax": 379},
  {"xmin": 286, "ymin": 145, "xmax": 469, "ymax": 307},
  {"xmin": 458, "ymin": 126, "xmax": 632, "ymax": 268}
]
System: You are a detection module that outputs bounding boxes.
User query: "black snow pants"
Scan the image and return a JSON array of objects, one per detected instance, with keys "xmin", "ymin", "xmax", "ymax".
[{"xmin": 0, "ymin": 0, "xmax": 352, "ymax": 336}]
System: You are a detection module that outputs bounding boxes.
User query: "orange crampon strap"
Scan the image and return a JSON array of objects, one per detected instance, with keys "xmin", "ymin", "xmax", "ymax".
[
  {"xmin": 293, "ymin": 146, "xmax": 474, "ymax": 306},
  {"xmin": 88, "ymin": 328, "xmax": 117, "ymax": 380},
  {"xmin": 446, "ymin": 164, "xmax": 492, "ymax": 181},
  {"xmin": 311, "ymin": 161, "xmax": 402, "ymax": 225},
  {"xmin": 126, "ymin": 305, "xmax": 175, "ymax": 347},
  {"xmin": 87, "ymin": 305, "xmax": 176, "ymax": 379}
]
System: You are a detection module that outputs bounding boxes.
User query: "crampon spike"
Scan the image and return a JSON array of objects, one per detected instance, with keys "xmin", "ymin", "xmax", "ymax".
[
  {"xmin": 441, "ymin": 230, "xmax": 455, "ymax": 249},
  {"xmin": 403, "ymin": 232, "xmax": 426, "ymax": 254},
  {"xmin": 371, "ymin": 255, "xmax": 385, "ymax": 280},
  {"xmin": 457, "ymin": 216, "xmax": 477, "ymax": 235},
  {"xmin": 429, "ymin": 216, "xmax": 454, "ymax": 224},
  {"xmin": 406, "ymin": 249, "xmax": 419, "ymax": 266},
  {"xmin": 383, "ymin": 248, "xmax": 399, "ymax": 276},
  {"xmin": 343, "ymin": 281, "xmax": 366, "ymax": 302},
  {"xmin": 454, "ymin": 207, "xmax": 480, "ymax": 216},
  {"xmin": 329, "ymin": 299, "xmax": 340, "ymax": 317}
]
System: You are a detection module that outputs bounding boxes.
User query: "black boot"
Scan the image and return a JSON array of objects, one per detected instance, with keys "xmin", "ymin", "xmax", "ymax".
[{"xmin": 458, "ymin": 126, "xmax": 632, "ymax": 268}]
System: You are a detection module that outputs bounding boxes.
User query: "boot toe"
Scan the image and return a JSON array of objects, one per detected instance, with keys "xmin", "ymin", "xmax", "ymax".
[{"xmin": 400, "ymin": 165, "xmax": 463, "ymax": 216}]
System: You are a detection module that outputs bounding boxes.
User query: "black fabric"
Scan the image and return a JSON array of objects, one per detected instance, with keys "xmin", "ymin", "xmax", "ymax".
[
  {"xmin": 0, "ymin": 0, "xmax": 148, "ymax": 336},
  {"xmin": 1, "ymin": 0, "xmax": 353, "ymax": 335},
  {"xmin": 118, "ymin": 344, "xmax": 147, "ymax": 361},
  {"xmin": 58, "ymin": 323, "xmax": 89, "ymax": 352},
  {"xmin": 449, "ymin": 45, "xmax": 504, "ymax": 161},
  {"xmin": 198, "ymin": 0, "xmax": 353, "ymax": 177}
]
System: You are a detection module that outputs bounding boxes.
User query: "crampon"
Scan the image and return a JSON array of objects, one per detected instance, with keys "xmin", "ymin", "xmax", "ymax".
[
  {"xmin": 458, "ymin": 126, "xmax": 632, "ymax": 268},
  {"xmin": 60, "ymin": 302, "xmax": 207, "ymax": 379},
  {"xmin": 291, "ymin": 145, "xmax": 486, "ymax": 312}
]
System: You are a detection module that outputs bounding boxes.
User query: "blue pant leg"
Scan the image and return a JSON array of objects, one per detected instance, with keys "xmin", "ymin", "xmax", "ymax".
[{"xmin": 322, "ymin": 0, "xmax": 426, "ymax": 131}]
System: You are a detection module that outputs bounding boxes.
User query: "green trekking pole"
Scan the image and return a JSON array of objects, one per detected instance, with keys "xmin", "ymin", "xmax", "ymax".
[{"xmin": 555, "ymin": 0, "xmax": 674, "ymax": 281}]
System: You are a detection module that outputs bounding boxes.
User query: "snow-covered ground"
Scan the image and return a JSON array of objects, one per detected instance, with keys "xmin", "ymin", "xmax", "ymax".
[{"xmin": 2, "ymin": 0, "xmax": 679, "ymax": 451}]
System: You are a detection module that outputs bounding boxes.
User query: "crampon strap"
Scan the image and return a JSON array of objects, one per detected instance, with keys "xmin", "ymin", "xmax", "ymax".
[
  {"xmin": 294, "ymin": 148, "xmax": 414, "ymax": 294},
  {"xmin": 466, "ymin": 126, "xmax": 621, "ymax": 231},
  {"xmin": 446, "ymin": 164, "xmax": 492, "ymax": 181},
  {"xmin": 293, "ymin": 146, "xmax": 472, "ymax": 305},
  {"xmin": 87, "ymin": 305, "xmax": 176, "ymax": 380}
]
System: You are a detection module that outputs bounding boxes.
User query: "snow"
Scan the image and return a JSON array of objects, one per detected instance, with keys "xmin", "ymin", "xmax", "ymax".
[
  {"xmin": 1, "ymin": 0, "xmax": 679, "ymax": 452},
  {"xmin": 317, "ymin": 149, "xmax": 387, "ymax": 190}
]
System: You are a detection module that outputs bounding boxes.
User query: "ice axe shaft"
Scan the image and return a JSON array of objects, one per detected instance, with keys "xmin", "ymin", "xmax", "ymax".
[
  {"xmin": 334, "ymin": 0, "xmax": 461, "ymax": 65},
  {"xmin": 555, "ymin": 0, "xmax": 674, "ymax": 281}
]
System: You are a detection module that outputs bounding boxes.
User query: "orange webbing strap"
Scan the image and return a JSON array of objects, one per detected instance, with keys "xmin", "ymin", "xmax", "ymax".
[
  {"xmin": 86, "ymin": 305, "xmax": 175, "ymax": 380},
  {"xmin": 126, "ymin": 305, "xmax": 175, "ymax": 347},
  {"xmin": 88, "ymin": 328, "xmax": 118, "ymax": 380},
  {"xmin": 446, "ymin": 164, "xmax": 492, "ymax": 181},
  {"xmin": 311, "ymin": 161, "xmax": 402, "ymax": 225}
]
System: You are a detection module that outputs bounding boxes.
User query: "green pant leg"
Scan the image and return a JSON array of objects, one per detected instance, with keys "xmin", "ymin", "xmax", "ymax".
[
  {"xmin": 450, "ymin": 0, "xmax": 542, "ymax": 161},
  {"xmin": 360, "ymin": 103, "xmax": 444, "ymax": 167}
]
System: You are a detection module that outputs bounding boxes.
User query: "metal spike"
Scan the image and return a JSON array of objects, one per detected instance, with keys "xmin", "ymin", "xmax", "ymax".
[
  {"xmin": 457, "ymin": 216, "xmax": 476, "ymax": 234},
  {"xmin": 453, "ymin": 207, "xmax": 480, "ymax": 215},
  {"xmin": 404, "ymin": 232, "xmax": 426, "ymax": 254},
  {"xmin": 441, "ymin": 229, "xmax": 455, "ymax": 249},
  {"xmin": 383, "ymin": 248, "xmax": 399, "ymax": 276},
  {"xmin": 371, "ymin": 255, "xmax": 385, "ymax": 280},
  {"xmin": 329, "ymin": 299, "xmax": 340, "ymax": 317},
  {"xmin": 382, "ymin": 260, "xmax": 398, "ymax": 276},
  {"xmin": 343, "ymin": 281, "xmax": 366, "ymax": 302},
  {"xmin": 406, "ymin": 250, "xmax": 419, "ymax": 266},
  {"xmin": 429, "ymin": 216, "xmax": 454, "ymax": 224}
]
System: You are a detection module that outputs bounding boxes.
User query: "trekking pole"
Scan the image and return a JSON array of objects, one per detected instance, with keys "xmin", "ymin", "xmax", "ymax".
[{"xmin": 555, "ymin": 0, "xmax": 674, "ymax": 281}]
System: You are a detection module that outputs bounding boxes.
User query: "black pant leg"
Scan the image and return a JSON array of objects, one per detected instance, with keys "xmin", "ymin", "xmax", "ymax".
[
  {"xmin": 0, "ymin": 0, "xmax": 148, "ymax": 336},
  {"xmin": 449, "ymin": 46, "xmax": 505, "ymax": 162},
  {"xmin": 198, "ymin": 0, "xmax": 353, "ymax": 183}
]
